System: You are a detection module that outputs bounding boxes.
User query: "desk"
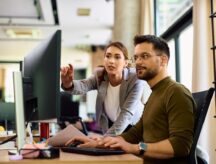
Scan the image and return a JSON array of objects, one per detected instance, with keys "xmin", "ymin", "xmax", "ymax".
[{"xmin": 0, "ymin": 150, "xmax": 143, "ymax": 164}]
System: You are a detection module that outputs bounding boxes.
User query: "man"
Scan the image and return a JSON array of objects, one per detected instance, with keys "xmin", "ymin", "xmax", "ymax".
[{"xmin": 66, "ymin": 35, "xmax": 195, "ymax": 164}]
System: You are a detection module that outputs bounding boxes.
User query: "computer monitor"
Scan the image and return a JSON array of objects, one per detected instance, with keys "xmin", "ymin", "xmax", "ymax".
[
  {"xmin": 23, "ymin": 30, "xmax": 61, "ymax": 122},
  {"xmin": 13, "ymin": 71, "xmax": 26, "ymax": 150},
  {"xmin": 60, "ymin": 91, "xmax": 79, "ymax": 118}
]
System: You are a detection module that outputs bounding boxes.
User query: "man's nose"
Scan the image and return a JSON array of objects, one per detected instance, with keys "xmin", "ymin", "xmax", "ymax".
[{"xmin": 135, "ymin": 58, "xmax": 143, "ymax": 65}]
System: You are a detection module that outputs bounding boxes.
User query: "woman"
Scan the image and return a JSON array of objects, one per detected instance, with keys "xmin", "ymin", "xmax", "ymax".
[{"xmin": 60, "ymin": 41, "xmax": 145, "ymax": 136}]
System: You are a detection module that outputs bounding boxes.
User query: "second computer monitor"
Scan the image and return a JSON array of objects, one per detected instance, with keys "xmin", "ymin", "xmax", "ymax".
[{"xmin": 23, "ymin": 30, "xmax": 61, "ymax": 122}]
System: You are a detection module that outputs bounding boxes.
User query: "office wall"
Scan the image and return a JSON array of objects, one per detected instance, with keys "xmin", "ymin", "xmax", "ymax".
[
  {"xmin": 61, "ymin": 47, "xmax": 91, "ymax": 69},
  {"xmin": 0, "ymin": 41, "xmax": 37, "ymax": 61},
  {"xmin": 0, "ymin": 40, "xmax": 91, "ymax": 69}
]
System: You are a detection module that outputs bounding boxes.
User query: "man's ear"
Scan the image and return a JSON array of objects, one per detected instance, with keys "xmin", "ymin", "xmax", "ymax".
[{"xmin": 161, "ymin": 55, "xmax": 168, "ymax": 66}]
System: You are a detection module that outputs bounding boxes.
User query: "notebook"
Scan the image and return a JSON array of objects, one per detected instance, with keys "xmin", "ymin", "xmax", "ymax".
[{"xmin": 47, "ymin": 124, "xmax": 87, "ymax": 147}]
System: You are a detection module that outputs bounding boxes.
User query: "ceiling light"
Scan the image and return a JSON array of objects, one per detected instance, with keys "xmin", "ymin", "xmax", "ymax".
[
  {"xmin": 77, "ymin": 8, "xmax": 91, "ymax": 16},
  {"xmin": 5, "ymin": 29, "xmax": 41, "ymax": 39}
]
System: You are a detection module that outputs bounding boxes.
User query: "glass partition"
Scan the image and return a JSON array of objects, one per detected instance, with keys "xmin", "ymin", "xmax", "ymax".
[{"xmin": 0, "ymin": 61, "xmax": 22, "ymax": 102}]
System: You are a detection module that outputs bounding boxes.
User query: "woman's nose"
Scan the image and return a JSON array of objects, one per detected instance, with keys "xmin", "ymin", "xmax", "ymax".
[{"xmin": 108, "ymin": 57, "xmax": 115, "ymax": 63}]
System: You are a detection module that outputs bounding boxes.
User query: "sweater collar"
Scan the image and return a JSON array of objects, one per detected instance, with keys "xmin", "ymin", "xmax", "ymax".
[{"xmin": 151, "ymin": 76, "xmax": 171, "ymax": 90}]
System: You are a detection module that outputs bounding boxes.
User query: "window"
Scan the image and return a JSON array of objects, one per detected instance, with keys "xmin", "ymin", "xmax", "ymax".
[
  {"xmin": 179, "ymin": 25, "xmax": 193, "ymax": 89},
  {"xmin": 155, "ymin": 0, "xmax": 193, "ymax": 90},
  {"xmin": 155, "ymin": 0, "xmax": 193, "ymax": 36},
  {"xmin": 167, "ymin": 39, "xmax": 176, "ymax": 80}
]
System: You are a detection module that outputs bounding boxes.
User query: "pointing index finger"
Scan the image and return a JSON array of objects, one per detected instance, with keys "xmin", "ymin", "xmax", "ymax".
[{"xmin": 68, "ymin": 64, "xmax": 73, "ymax": 71}]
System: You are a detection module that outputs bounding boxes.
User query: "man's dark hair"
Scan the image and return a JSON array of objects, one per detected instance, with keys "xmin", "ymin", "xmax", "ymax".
[{"xmin": 133, "ymin": 35, "xmax": 170, "ymax": 59}]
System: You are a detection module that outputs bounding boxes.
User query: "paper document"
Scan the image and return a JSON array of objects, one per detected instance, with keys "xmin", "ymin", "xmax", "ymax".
[
  {"xmin": 47, "ymin": 124, "xmax": 86, "ymax": 147},
  {"xmin": 0, "ymin": 141, "xmax": 16, "ymax": 150}
]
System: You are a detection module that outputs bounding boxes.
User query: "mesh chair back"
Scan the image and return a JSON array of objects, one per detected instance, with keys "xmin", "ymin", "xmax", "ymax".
[{"xmin": 190, "ymin": 88, "xmax": 214, "ymax": 164}]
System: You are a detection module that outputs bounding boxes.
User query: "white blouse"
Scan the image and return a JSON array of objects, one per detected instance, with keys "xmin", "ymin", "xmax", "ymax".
[{"xmin": 104, "ymin": 82, "xmax": 121, "ymax": 122}]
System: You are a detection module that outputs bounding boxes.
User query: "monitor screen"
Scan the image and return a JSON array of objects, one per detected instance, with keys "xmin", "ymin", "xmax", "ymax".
[
  {"xmin": 60, "ymin": 91, "xmax": 79, "ymax": 120},
  {"xmin": 23, "ymin": 30, "xmax": 61, "ymax": 122}
]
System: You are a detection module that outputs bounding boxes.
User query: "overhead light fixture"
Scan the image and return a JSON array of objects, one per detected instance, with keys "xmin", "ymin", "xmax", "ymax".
[
  {"xmin": 77, "ymin": 8, "xmax": 91, "ymax": 16},
  {"xmin": 5, "ymin": 28, "xmax": 41, "ymax": 39}
]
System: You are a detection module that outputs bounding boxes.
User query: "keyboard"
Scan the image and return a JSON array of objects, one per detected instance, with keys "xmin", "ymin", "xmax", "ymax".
[{"xmin": 61, "ymin": 146, "xmax": 125, "ymax": 155}]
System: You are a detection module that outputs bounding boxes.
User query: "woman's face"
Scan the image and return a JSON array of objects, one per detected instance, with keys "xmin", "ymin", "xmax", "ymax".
[{"xmin": 104, "ymin": 46, "xmax": 128, "ymax": 76}]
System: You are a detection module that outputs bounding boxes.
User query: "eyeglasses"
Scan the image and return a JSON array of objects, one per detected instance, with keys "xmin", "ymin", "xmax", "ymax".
[{"xmin": 132, "ymin": 53, "xmax": 160, "ymax": 62}]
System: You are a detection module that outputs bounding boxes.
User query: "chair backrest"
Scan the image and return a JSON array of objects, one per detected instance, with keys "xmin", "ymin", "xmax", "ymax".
[{"xmin": 189, "ymin": 88, "xmax": 214, "ymax": 164}]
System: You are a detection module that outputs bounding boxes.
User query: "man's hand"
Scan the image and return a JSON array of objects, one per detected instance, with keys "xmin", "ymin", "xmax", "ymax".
[
  {"xmin": 65, "ymin": 136, "xmax": 99, "ymax": 148},
  {"xmin": 99, "ymin": 136, "xmax": 140, "ymax": 154},
  {"xmin": 88, "ymin": 133, "xmax": 103, "ymax": 141},
  {"xmin": 60, "ymin": 64, "xmax": 74, "ymax": 89}
]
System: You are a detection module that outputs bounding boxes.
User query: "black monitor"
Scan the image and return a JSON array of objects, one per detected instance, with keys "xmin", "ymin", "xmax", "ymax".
[
  {"xmin": 60, "ymin": 92, "xmax": 79, "ymax": 118},
  {"xmin": 23, "ymin": 30, "xmax": 61, "ymax": 122}
]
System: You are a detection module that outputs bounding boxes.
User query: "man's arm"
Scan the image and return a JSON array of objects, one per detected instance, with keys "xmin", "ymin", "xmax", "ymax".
[
  {"xmin": 143, "ymin": 139, "xmax": 174, "ymax": 158},
  {"xmin": 102, "ymin": 136, "xmax": 174, "ymax": 159}
]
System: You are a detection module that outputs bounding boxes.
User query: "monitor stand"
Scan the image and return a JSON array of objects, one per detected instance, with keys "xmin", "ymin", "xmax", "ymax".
[{"xmin": 13, "ymin": 71, "xmax": 26, "ymax": 151}]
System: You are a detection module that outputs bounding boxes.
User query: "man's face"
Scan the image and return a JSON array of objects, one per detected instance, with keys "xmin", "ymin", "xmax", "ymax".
[{"xmin": 134, "ymin": 43, "xmax": 162, "ymax": 81}]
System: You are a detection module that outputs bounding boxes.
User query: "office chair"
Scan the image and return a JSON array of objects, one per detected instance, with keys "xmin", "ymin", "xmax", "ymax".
[{"xmin": 189, "ymin": 87, "xmax": 214, "ymax": 164}]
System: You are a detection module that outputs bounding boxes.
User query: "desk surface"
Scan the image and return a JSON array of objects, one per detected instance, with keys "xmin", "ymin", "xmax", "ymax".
[{"xmin": 0, "ymin": 150, "xmax": 142, "ymax": 164}]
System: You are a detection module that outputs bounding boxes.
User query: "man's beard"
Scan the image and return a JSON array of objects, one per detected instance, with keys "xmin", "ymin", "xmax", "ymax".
[{"xmin": 137, "ymin": 67, "xmax": 158, "ymax": 81}]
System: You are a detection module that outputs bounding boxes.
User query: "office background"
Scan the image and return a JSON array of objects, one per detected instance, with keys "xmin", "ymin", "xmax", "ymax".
[{"xmin": 0, "ymin": 0, "xmax": 215, "ymax": 163}]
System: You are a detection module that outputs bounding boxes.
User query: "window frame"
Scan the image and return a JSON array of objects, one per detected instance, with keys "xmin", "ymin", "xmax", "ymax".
[{"xmin": 154, "ymin": 1, "xmax": 193, "ymax": 82}]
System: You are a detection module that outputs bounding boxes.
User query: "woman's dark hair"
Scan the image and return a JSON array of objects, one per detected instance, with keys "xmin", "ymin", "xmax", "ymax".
[
  {"xmin": 104, "ymin": 41, "xmax": 129, "ymax": 60},
  {"xmin": 133, "ymin": 35, "xmax": 170, "ymax": 59}
]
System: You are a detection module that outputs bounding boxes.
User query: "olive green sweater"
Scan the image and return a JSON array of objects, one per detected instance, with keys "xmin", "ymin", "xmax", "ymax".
[{"xmin": 121, "ymin": 77, "xmax": 195, "ymax": 164}]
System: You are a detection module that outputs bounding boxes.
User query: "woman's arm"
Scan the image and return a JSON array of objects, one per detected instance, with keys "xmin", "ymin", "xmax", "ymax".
[{"xmin": 70, "ymin": 67, "xmax": 105, "ymax": 94}]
